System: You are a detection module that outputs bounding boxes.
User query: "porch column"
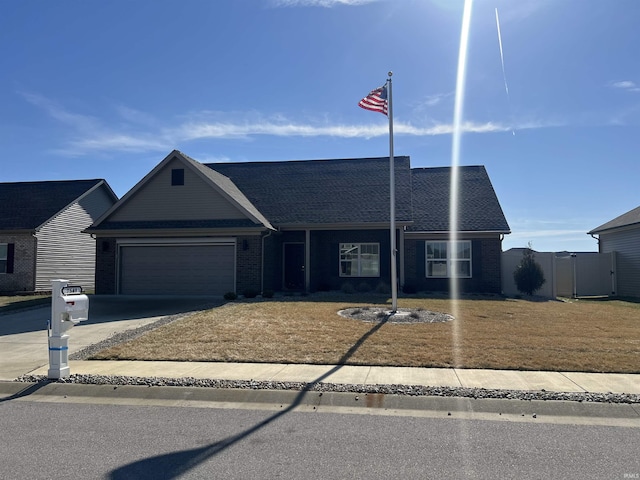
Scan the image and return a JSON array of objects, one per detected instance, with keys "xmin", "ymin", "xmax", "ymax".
[{"xmin": 305, "ymin": 229, "xmax": 311, "ymax": 292}]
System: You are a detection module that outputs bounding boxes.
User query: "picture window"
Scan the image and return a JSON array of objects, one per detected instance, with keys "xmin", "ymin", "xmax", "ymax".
[
  {"xmin": 339, "ymin": 243, "xmax": 380, "ymax": 277},
  {"xmin": 425, "ymin": 241, "xmax": 472, "ymax": 278}
]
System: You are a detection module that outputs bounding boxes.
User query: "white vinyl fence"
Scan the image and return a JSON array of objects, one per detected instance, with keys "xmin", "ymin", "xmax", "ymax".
[{"xmin": 502, "ymin": 250, "xmax": 616, "ymax": 298}]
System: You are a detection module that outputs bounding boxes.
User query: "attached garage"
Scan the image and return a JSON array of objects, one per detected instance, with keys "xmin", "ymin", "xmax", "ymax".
[{"xmin": 118, "ymin": 240, "xmax": 235, "ymax": 295}]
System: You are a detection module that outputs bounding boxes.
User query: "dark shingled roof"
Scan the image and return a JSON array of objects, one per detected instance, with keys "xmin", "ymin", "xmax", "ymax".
[
  {"xmin": 588, "ymin": 205, "xmax": 640, "ymax": 234},
  {"xmin": 408, "ymin": 166, "xmax": 510, "ymax": 233},
  {"xmin": 208, "ymin": 156, "xmax": 413, "ymax": 226},
  {"xmin": 0, "ymin": 179, "xmax": 104, "ymax": 231}
]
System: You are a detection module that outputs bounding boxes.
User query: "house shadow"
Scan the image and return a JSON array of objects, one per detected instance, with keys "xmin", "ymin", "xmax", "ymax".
[
  {"xmin": 0, "ymin": 296, "xmax": 224, "ymax": 336},
  {"xmin": 108, "ymin": 314, "xmax": 392, "ymax": 480}
]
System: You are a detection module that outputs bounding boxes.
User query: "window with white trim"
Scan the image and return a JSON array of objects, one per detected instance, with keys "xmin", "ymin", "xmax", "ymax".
[
  {"xmin": 0, "ymin": 244, "xmax": 7, "ymax": 274},
  {"xmin": 425, "ymin": 241, "xmax": 472, "ymax": 278},
  {"xmin": 340, "ymin": 243, "xmax": 380, "ymax": 277}
]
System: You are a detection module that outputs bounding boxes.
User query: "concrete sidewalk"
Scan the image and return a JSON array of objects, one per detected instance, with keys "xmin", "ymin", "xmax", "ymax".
[
  {"xmin": 25, "ymin": 360, "xmax": 640, "ymax": 395},
  {"xmin": 2, "ymin": 296, "xmax": 639, "ymax": 397}
]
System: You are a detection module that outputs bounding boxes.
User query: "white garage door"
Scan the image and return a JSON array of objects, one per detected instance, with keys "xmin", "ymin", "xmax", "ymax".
[{"xmin": 119, "ymin": 244, "xmax": 235, "ymax": 295}]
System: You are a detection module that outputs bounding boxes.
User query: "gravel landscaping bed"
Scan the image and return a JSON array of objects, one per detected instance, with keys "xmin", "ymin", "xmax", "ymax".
[
  {"xmin": 339, "ymin": 307, "xmax": 454, "ymax": 324},
  {"xmin": 15, "ymin": 373, "xmax": 640, "ymax": 404}
]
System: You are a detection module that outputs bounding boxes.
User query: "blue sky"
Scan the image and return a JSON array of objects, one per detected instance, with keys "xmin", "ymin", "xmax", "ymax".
[{"xmin": 2, "ymin": 0, "xmax": 639, "ymax": 252}]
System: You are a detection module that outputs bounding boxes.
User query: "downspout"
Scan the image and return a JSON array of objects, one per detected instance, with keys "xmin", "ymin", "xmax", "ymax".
[
  {"xmin": 31, "ymin": 232, "xmax": 38, "ymax": 293},
  {"xmin": 399, "ymin": 227, "xmax": 405, "ymax": 290},
  {"xmin": 305, "ymin": 229, "xmax": 311, "ymax": 293},
  {"xmin": 261, "ymin": 230, "xmax": 274, "ymax": 294}
]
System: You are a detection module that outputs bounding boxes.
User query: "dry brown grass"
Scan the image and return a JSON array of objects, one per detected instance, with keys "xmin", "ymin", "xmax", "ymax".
[{"xmin": 92, "ymin": 294, "xmax": 640, "ymax": 373}]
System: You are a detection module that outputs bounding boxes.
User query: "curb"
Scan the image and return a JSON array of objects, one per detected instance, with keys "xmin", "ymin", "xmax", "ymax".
[{"xmin": 2, "ymin": 381, "xmax": 639, "ymax": 424}]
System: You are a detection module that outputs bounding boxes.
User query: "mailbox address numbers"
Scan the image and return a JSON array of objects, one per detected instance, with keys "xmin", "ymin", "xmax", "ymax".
[{"xmin": 61, "ymin": 285, "xmax": 83, "ymax": 295}]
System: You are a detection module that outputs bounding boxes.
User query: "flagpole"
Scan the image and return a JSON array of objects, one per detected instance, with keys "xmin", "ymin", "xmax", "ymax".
[{"xmin": 387, "ymin": 71, "xmax": 397, "ymax": 313}]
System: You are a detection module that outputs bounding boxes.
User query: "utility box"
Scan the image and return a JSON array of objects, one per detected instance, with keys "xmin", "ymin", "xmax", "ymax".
[{"xmin": 48, "ymin": 279, "xmax": 89, "ymax": 379}]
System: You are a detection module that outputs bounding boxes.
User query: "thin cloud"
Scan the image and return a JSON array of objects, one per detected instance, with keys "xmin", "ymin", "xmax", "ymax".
[
  {"xmin": 115, "ymin": 105, "xmax": 159, "ymax": 127},
  {"xmin": 505, "ymin": 229, "xmax": 594, "ymax": 252},
  {"xmin": 609, "ymin": 80, "xmax": 640, "ymax": 92},
  {"xmin": 508, "ymin": 229, "xmax": 588, "ymax": 240},
  {"xmin": 64, "ymin": 134, "xmax": 171, "ymax": 155},
  {"xmin": 23, "ymin": 93, "xmax": 560, "ymax": 155},
  {"xmin": 20, "ymin": 92, "xmax": 99, "ymax": 131},
  {"xmin": 417, "ymin": 92, "xmax": 454, "ymax": 108},
  {"xmin": 52, "ymin": 118, "xmax": 519, "ymax": 155}
]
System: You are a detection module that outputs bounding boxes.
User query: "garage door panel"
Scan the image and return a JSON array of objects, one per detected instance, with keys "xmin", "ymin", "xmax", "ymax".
[{"xmin": 120, "ymin": 245, "xmax": 235, "ymax": 295}]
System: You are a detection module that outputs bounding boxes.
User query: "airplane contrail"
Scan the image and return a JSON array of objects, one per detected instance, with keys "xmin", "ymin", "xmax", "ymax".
[{"xmin": 495, "ymin": 7, "xmax": 514, "ymax": 135}]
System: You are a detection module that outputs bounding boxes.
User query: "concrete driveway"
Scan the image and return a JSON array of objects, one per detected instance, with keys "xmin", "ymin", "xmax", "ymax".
[{"xmin": 0, "ymin": 295, "xmax": 221, "ymax": 381}]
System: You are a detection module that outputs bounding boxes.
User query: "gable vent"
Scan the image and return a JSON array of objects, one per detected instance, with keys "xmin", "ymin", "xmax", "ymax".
[{"xmin": 171, "ymin": 169, "xmax": 185, "ymax": 186}]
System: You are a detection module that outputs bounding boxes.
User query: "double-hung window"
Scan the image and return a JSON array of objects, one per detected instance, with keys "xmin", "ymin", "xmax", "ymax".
[
  {"xmin": 425, "ymin": 241, "xmax": 471, "ymax": 278},
  {"xmin": 0, "ymin": 244, "xmax": 8, "ymax": 274},
  {"xmin": 340, "ymin": 243, "xmax": 380, "ymax": 277}
]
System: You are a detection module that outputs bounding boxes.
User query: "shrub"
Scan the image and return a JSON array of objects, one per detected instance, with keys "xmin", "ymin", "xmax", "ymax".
[
  {"xmin": 356, "ymin": 282, "xmax": 372, "ymax": 293},
  {"xmin": 243, "ymin": 288, "xmax": 259, "ymax": 299},
  {"xmin": 223, "ymin": 291, "xmax": 238, "ymax": 301},
  {"xmin": 341, "ymin": 283, "xmax": 355, "ymax": 294},
  {"xmin": 513, "ymin": 246, "xmax": 546, "ymax": 296},
  {"xmin": 262, "ymin": 289, "xmax": 274, "ymax": 299}
]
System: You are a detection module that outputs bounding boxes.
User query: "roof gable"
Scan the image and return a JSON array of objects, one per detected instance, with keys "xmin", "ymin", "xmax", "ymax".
[
  {"xmin": 0, "ymin": 179, "xmax": 109, "ymax": 231},
  {"xmin": 91, "ymin": 151, "xmax": 273, "ymax": 230},
  {"xmin": 589, "ymin": 205, "xmax": 640, "ymax": 234},
  {"xmin": 408, "ymin": 166, "xmax": 510, "ymax": 233},
  {"xmin": 209, "ymin": 156, "xmax": 413, "ymax": 226}
]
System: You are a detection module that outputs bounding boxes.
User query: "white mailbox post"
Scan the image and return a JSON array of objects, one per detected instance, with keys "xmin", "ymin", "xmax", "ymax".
[{"xmin": 48, "ymin": 279, "xmax": 89, "ymax": 379}]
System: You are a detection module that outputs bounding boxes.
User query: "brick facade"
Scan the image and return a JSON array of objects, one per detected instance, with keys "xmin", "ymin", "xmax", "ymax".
[
  {"xmin": 404, "ymin": 237, "xmax": 503, "ymax": 294},
  {"xmin": 0, "ymin": 234, "xmax": 37, "ymax": 293},
  {"xmin": 95, "ymin": 238, "xmax": 117, "ymax": 294},
  {"xmin": 236, "ymin": 235, "xmax": 262, "ymax": 294}
]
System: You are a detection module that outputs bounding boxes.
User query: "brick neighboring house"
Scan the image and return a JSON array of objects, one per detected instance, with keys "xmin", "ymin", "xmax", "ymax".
[
  {"xmin": 87, "ymin": 150, "xmax": 510, "ymax": 296},
  {"xmin": 0, "ymin": 180, "xmax": 118, "ymax": 293}
]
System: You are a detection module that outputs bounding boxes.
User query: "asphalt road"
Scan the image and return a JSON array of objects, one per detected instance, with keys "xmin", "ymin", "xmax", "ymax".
[{"xmin": 1, "ymin": 399, "xmax": 639, "ymax": 480}]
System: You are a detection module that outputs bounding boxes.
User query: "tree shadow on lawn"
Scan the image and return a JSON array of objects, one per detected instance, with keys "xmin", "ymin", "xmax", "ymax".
[{"xmin": 109, "ymin": 313, "xmax": 392, "ymax": 480}]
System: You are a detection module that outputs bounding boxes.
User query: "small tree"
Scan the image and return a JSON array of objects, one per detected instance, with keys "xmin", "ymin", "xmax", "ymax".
[{"xmin": 513, "ymin": 245, "xmax": 546, "ymax": 296}]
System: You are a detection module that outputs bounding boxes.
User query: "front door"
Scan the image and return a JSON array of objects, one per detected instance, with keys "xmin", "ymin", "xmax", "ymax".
[{"xmin": 283, "ymin": 243, "xmax": 305, "ymax": 290}]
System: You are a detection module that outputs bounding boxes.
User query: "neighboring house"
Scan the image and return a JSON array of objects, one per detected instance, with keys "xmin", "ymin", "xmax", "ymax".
[
  {"xmin": 87, "ymin": 150, "xmax": 510, "ymax": 296},
  {"xmin": 588, "ymin": 205, "xmax": 640, "ymax": 298},
  {"xmin": 0, "ymin": 180, "xmax": 118, "ymax": 293}
]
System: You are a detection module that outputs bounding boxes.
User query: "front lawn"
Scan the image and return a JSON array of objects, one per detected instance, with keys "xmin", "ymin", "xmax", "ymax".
[{"xmin": 90, "ymin": 294, "xmax": 640, "ymax": 373}]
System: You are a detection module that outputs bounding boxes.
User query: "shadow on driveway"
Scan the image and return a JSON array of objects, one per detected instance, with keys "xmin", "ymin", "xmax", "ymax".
[{"xmin": 0, "ymin": 295, "xmax": 223, "ymax": 337}]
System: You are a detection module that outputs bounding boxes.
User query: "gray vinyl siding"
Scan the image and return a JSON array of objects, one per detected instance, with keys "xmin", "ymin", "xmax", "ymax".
[
  {"xmin": 599, "ymin": 227, "xmax": 640, "ymax": 298},
  {"xmin": 34, "ymin": 185, "xmax": 115, "ymax": 291},
  {"xmin": 110, "ymin": 158, "xmax": 247, "ymax": 222}
]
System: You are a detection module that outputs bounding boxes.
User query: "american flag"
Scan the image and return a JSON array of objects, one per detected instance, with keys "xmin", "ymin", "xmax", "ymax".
[{"xmin": 358, "ymin": 85, "xmax": 388, "ymax": 116}]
